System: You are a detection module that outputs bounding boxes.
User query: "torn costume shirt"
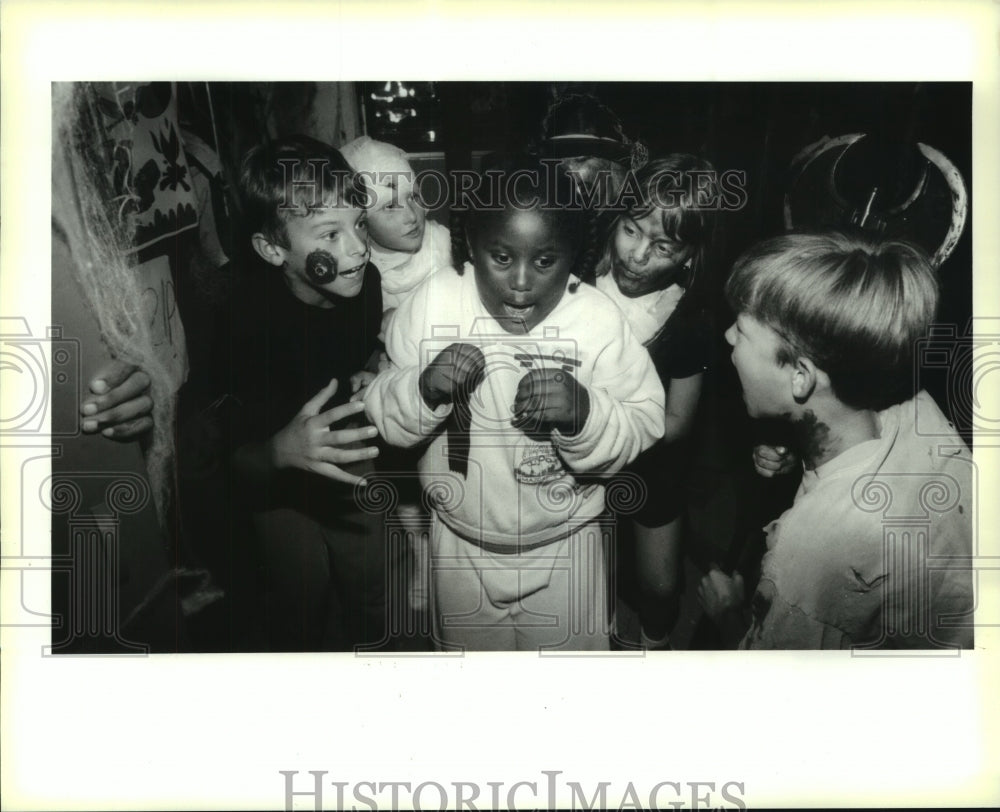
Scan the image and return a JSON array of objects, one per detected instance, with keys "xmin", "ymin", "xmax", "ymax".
[
  {"xmin": 363, "ymin": 266, "xmax": 666, "ymax": 549},
  {"xmin": 742, "ymin": 390, "xmax": 974, "ymax": 650}
]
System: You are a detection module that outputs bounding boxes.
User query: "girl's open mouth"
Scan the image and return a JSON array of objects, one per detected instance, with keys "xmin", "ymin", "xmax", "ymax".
[{"xmin": 502, "ymin": 302, "xmax": 534, "ymax": 318}]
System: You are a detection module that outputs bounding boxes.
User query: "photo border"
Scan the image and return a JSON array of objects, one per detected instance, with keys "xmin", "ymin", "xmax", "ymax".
[{"xmin": 2, "ymin": 1, "xmax": 998, "ymax": 809}]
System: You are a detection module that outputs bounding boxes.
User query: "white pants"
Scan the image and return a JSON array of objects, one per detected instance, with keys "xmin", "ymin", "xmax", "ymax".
[{"xmin": 430, "ymin": 517, "xmax": 611, "ymax": 652}]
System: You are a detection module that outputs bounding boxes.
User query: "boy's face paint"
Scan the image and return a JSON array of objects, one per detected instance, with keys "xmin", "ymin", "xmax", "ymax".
[
  {"xmin": 306, "ymin": 249, "xmax": 338, "ymax": 284},
  {"xmin": 470, "ymin": 207, "xmax": 575, "ymax": 335},
  {"xmin": 278, "ymin": 201, "xmax": 369, "ymax": 306},
  {"xmin": 611, "ymin": 212, "xmax": 693, "ymax": 298},
  {"xmin": 725, "ymin": 314, "xmax": 792, "ymax": 418}
]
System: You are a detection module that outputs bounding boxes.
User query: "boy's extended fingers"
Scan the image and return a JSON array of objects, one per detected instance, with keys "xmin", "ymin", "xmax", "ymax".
[
  {"xmin": 322, "ymin": 424, "xmax": 379, "ymax": 447},
  {"xmin": 98, "ymin": 415, "xmax": 154, "ymax": 441},
  {"xmin": 82, "ymin": 368, "xmax": 150, "ymax": 414},
  {"xmin": 316, "ymin": 398, "xmax": 368, "ymax": 427},
  {"xmin": 301, "ymin": 377, "xmax": 340, "ymax": 416},
  {"xmin": 81, "ymin": 394, "xmax": 154, "ymax": 433},
  {"xmin": 318, "ymin": 444, "xmax": 379, "ymax": 465}
]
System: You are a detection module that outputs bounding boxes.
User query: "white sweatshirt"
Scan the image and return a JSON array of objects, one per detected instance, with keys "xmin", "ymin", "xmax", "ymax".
[{"xmin": 363, "ymin": 267, "xmax": 665, "ymax": 549}]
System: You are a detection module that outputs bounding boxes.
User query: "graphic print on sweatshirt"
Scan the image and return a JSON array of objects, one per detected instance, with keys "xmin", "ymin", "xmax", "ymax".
[{"xmin": 423, "ymin": 320, "xmax": 584, "ymax": 485}]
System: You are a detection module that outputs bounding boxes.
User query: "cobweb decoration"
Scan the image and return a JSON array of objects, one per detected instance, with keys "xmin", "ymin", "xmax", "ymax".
[{"xmin": 52, "ymin": 82, "xmax": 180, "ymax": 528}]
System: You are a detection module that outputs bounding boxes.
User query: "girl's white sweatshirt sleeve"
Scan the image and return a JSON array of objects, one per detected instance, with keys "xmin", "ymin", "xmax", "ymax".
[
  {"xmin": 551, "ymin": 314, "xmax": 665, "ymax": 475},
  {"xmin": 362, "ymin": 282, "xmax": 452, "ymax": 448}
]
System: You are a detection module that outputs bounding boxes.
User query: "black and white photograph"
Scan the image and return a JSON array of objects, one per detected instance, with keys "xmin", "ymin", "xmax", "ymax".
[
  {"xmin": 48, "ymin": 79, "xmax": 976, "ymax": 655},
  {"xmin": 3, "ymin": 2, "xmax": 998, "ymax": 810}
]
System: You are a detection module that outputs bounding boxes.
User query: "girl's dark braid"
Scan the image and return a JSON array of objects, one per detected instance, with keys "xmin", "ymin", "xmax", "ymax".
[
  {"xmin": 449, "ymin": 208, "xmax": 469, "ymax": 273},
  {"xmin": 570, "ymin": 208, "xmax": 604, "ymax": 291}
]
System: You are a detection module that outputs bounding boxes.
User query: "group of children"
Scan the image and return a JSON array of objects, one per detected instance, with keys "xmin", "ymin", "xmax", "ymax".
[{"xmin": 169, "ymin": 123, "xmax": 972, "ymax": 652}]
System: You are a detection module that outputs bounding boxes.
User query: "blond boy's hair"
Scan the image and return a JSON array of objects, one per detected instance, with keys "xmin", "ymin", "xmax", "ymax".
[{"xmin": 725, "ymin": 230, "xmax": 939, "ymax": 410}]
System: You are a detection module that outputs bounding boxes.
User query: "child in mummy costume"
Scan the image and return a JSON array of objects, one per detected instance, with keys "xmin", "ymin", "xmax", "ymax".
[
  {"xmin": 363, "ymin": 156, "xmax": 665, "ymax": 651},
  {"xmin": 340, "ymin": 136, "xmax": 452, "ymax": 314},
  {"xmin": 341, "ymin": 136, "xmax": 453, "ymax": 612}
]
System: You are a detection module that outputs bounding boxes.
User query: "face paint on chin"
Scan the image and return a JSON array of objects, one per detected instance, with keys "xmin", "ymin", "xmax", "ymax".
[{"xmin": 306, "ymin": 249, "xmax": 338, "ymax": 284}]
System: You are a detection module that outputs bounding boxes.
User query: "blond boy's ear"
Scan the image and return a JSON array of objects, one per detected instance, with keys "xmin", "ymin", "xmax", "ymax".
[
  {"xmin": 791, "ymin": 356, "xmax": 819, "ymax": 403},
  {"xmin": 252, "ymin": 233, "xmax": 286, "ymax": 268}
]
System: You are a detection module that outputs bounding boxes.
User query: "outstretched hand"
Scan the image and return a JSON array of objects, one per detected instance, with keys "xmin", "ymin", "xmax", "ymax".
[
  {"xmin": 80, "ymin": 359, "xmax": 153, "ymax": 441},
  {"xmin": 271, "ymin": 378, "xmax": 379, "ymax": 486},
  {"xmin": 512, "ymin": 368, "xmax": 590, "ymax": 437},
  {"xmin": 418, "ymin": 342, "xmax": 486, "ymax": 410}
]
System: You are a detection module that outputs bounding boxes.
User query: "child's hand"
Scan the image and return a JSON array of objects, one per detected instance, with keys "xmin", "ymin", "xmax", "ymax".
[
  {"xmin": 418, "ymin": 342, "xmax": 485, "ymax": 409},
  {"xmin": 271, "ymin": 378, "xmax": 379, "ymax": 486},
  {"xmin": 512, "ymin": 368, "xmax": 590, "ymax": 437},
  {"xmin": 349, "ymin": 354, "xmax": 394, "ymax": 403},
  {"xmin": 752, "ymin": 444, "xmax": 798, "ymax": 477},
  {"xmin": 697, "ymin": 566, "xmax": 745, "ymax": 620},
  {"xmin": 80, "ymin": 359, "xmax": 153, "ymax": 441},
  {"xmin": 350, "ymin": 370, "xmax": 377, "ymax": 395}
]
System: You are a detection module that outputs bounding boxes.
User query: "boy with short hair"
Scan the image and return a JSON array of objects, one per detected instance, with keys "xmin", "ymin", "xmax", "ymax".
[
  {"xmin": 209, "ymin": 135, "xmax": 387, "ymax": 651},
  {"xmin": 699, "ymin": 230, "xmax": 974, "ymax": 649}
]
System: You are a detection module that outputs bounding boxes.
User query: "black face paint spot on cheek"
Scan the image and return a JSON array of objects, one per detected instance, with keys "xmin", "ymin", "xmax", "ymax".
[{"xmin": 306, "ymin": 250, "xmax": 338, "ymax": 284}]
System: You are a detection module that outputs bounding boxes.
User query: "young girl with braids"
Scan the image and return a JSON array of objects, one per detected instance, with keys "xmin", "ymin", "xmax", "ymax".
[
  {"xmin": 594, "ymin": 154, "xmax": 720, "ymax": 650},
  {"xmin": 363, "ymin": 155, "xmax": 665, "ymax": 651}
]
